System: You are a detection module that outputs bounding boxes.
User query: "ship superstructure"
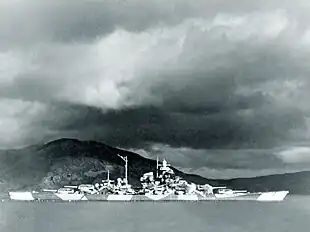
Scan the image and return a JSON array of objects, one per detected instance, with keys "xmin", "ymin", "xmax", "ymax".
[{"xmin": 7, "ymin": 155, "xmax": 289, "ymax": 202}]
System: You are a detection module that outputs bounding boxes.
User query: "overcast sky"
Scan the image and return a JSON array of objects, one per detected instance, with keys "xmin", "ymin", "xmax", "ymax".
[{"xmin": 1, "ymin": 0, "xmax": 310, "ymax": 178}]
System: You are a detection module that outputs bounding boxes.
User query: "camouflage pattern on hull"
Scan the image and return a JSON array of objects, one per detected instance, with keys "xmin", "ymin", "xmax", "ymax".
[
  {"xmin": 33, "ymin": 192, "xmax": 63, "ymax": 201},
  {"xmin": 212, "ymin": 193, "xmax": 262, "ymax": 201},
  {"xmin": 5, "ymin": 191, "xmax": 289, "ymax": 202},
  {"xmin": 83, "ymin": 194, "xmax": 109, "ymax": 201}
]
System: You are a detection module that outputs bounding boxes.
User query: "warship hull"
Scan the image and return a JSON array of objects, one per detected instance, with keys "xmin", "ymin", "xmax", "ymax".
[{"xmin": 5, "ymin": 190, "xmax": 289, "ymax": 202}]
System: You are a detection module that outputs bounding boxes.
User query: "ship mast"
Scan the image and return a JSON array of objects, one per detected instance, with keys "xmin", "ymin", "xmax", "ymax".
[
  {"xmin": 117, "ymin": 154, "xmax": 128, "ymax": 184},
  {"xmin": 156, "ymin": 156, "xmax": 159, "ymax": 178}
]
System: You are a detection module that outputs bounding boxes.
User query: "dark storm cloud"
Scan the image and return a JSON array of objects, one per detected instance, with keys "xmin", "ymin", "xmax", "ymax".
[
  {"xmin": 22, "ymin": 102, "xmax": 310, "ymax": 178},
  {"xmin": 0, "ymin": 0, "xmax": 236, "ymax": 47},
  {"xmin": 0, "ymin": 0, "xmax": 308, "ymax": 48},
  {"xmin": 31, "ymin": 97, "xmax": 304, "ymax": 151}
]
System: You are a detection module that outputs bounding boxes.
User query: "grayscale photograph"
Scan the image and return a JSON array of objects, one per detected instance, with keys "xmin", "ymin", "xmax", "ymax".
[{"xmin": 0, "ymin": 0, "xmax": 310, "ymax": 231}]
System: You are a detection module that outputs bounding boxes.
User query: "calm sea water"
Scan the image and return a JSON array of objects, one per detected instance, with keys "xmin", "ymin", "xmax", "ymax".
[{"xmin": 1, "ymin": 195, "xmax": 310, "ymax": 232}]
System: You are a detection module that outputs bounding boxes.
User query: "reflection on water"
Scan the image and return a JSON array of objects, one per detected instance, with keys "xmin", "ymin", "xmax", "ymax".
[{"xmin": 0, "ymin": 195, "xmax": 309, "ymax": 232}]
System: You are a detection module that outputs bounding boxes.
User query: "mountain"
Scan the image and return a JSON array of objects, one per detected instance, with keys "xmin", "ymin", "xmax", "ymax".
[
  {"xmin": 224, "ymin": 171, "xmax": 310, "ymax": 194},
  {"xmin": 0, "ymin": 138, "xmax": 222, "ymax": 191},
  {"xmin": 0, "ymin": 138, "xmax": 309, "ymax": 194}
]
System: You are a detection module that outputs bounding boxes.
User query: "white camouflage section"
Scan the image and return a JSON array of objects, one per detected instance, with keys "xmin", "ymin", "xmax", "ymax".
[
  {"xmin": 9, "ymin": 192, "xmax": 35, "ymax": 201},
  {"xmin": 145, "ymin": 193, "xmax": 172, "ymax": 200},
  {"xmin": 106, "ymin": 195, "xmax": 133, "ymax": 201},
  {"xmin": 257, "ymin": 191, "xmax": 289, "ymax": 201},
  {"xmin": 54, "ymin": 193, "xmax": 88, "ymax": 201},
  {"xmin": 177, "ymin": 195, "xmax": 199, "ymax": 201}
]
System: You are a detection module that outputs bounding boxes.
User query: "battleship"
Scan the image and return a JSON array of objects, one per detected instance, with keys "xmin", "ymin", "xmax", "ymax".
[{"xmin": 7, "ymin": 155, "xmax": 289, "ymax": 202}]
